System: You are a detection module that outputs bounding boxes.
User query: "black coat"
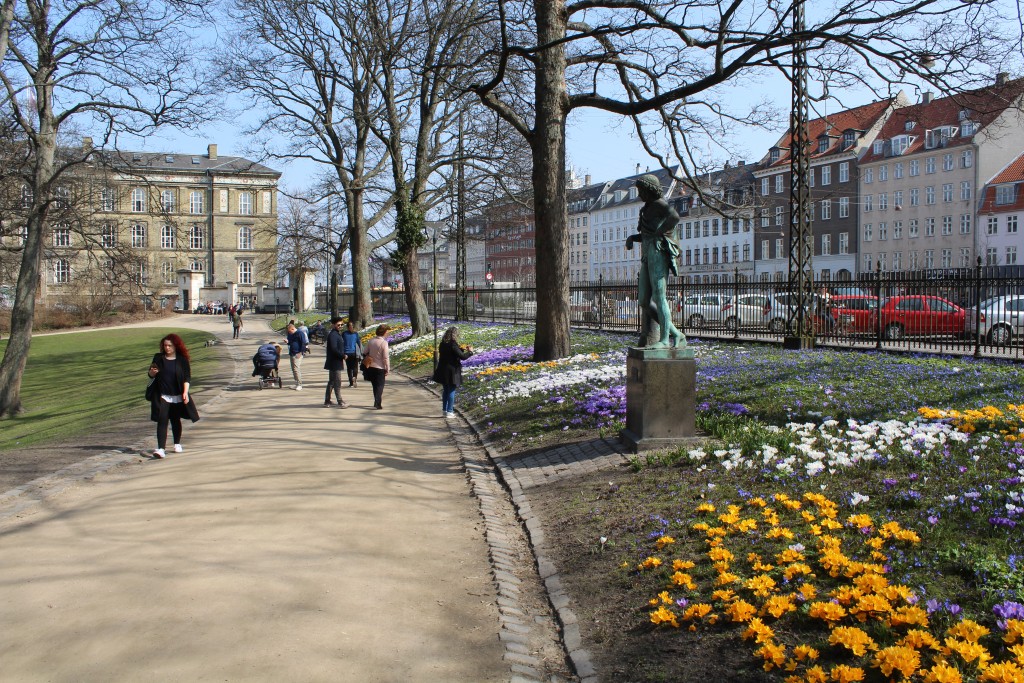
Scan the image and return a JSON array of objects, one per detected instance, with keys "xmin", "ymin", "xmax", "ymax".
[
  {"xmin": 433, "ymin": 340, "xmax": 473, "ymax": 387},
  {"xmin": 324, "ymin": 328, "xmax": 346, "ymax": 371},
  {"xmin": 149, "ymin": 353, "xmax": 199, "ymax": 422}
]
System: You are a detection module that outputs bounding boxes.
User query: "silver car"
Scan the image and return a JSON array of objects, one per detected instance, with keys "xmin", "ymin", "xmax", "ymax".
[
  {"xmin": 679, "ymin": 293, "xmax": 737, "ymax": 329},
  {"xmin": 972, "ymin": 294, "xmax": 1024, "ymax": 346}
]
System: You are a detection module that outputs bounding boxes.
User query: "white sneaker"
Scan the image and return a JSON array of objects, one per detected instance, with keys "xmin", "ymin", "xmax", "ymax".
[
  {"xmin": 173, "ymin": 444, "xmax": 183, "ymax": 453},
  {"xmin": 152, "ymin": 449, "xmax": 166, "ymax": 459},
  {"xmin": 294, "ymin": 385, "xmax": 303, "ymax": 391},
  {"xmin": 445, "ymin": 412, "xmax": 455, "ymax": 419}
]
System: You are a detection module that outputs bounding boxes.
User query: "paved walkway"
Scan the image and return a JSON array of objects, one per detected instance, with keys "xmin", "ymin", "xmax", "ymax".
[{"xmin": 0, "ymin": 316, "xmax": 508, "ymax": 682}]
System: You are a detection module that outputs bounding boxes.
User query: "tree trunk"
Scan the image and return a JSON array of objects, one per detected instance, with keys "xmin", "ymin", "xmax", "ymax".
[
  {"xmin": 0, "ymin": 120, "xmax": 56, "ymax": 418},
  {"xmin": 530, "ymin": 0, "xmax": 571, "ymax": 361},
  {"xmin": 348, "ymin": 192, "xmax": 373, "ymax": 328},
  {"xmin": 402, "ymin": 257, "xmax": 432, "ymax": 336}
]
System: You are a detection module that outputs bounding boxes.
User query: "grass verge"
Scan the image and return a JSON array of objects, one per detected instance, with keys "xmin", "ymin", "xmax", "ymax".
[{"xmin": 0, "ymin": 327, "xmax": 216, "ymax": 451}]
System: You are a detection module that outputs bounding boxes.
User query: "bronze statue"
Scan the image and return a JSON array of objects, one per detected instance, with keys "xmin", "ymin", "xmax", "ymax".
[{"xmin": 625, "ymin": 174, "xmax": 685, "ymax": 348}]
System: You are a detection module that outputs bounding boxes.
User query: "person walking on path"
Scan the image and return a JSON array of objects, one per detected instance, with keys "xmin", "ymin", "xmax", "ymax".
[
  {"xmin": 323, "ymin": 317, "xmax": 349, "ymax": 408},
  {"xmin": 433, "ymin": 326, "xmax": 474, "ymax": 418},
  {"xmin": 147, "ymin": 333, "xmax": 199, "ymax": 458},
  {"xmin": 285, "ymin": 323, "xmax": 305, "ymax": 390},
  {"xmin": 341, "ymin": 321, "xmax": 362, "ymax": 387},
  {"xmin": 362, "ymin": 324, "xmax": 390, "ymax": 410},
  {"xmin": 231, "ymin": 308, "xmax": 243, "ymax": 339}
]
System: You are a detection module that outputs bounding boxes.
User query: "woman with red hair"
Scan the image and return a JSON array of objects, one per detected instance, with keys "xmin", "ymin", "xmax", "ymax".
[{"xmin": 147, "ymin": 334, "xmax": 200, "ymax": 458}]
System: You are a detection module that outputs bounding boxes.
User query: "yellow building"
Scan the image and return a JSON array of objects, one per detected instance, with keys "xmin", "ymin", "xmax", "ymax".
[{"xmin": 37, "ymin": 141, "xmax": 280, "ymax": 309}]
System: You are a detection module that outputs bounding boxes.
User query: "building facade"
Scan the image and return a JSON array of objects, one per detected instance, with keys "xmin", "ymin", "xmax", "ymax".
[
  {"xmin": 33, "ymin": 141, "xmax": 280, "ymax": 309},
  {"xmin": 978, "ymin": 151, "xmax": 1024, "ymax": 267},
  {"xmin": 858, "ymin": 75, "xmax": 1024, "ymax": 275}
]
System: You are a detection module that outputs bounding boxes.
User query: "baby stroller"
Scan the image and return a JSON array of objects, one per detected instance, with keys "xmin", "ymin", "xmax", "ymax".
[{"xmin": 252, "ymin": 342, "xmax": 282, "ymax": 389}]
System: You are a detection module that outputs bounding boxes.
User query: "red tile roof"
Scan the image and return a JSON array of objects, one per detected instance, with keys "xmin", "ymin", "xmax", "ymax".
[
  {"xmin": 759, "ymin": 98, "xmax": 898, "ymax": 168},
  {"xmin": 860, "ymin": 78, "xmax": 1024, "ymax": 164},
  {"xmin": 991, "ymin": 151, "xmax": 1024, "ymax": 185},
  {"xmin": 979, "ymin": 151, "xmax": 1024, "ymax": 214}
]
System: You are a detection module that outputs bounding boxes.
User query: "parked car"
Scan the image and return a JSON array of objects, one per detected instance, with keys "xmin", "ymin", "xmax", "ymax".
[
  {"xmin": 968, "ymin": 294, "xmax": 1024, "ymax": 346},
  {"xmin": 829, "ymin": 295, "xmax": 879, "ymax": 333},
  {"xmin": 765, "ymin": 292, "xmax": 833, "ymax": 335},
  {"xmin": 876, "ymin": 295, "xmax": 967, "ymax": 340},
  {"xmin": 679, "ymin": 293, "xmax": 736, "ymax": 329}
]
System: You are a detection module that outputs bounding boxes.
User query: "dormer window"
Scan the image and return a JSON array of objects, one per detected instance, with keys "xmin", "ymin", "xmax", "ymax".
[
  {"xmin": 628, "ymin": 187, "xmax": 638, "ymax": 200},
  {"xmin": 614, "ymin": 190, "xmax": 625, "ymax": 202},
  {"xmin": 843, "ymin": 130, "xmax": 857, "ymax": 149},
  {"xmin": 817, "ymin": 136, "xmax": 830, "ymax": 153},
  {"xmin": 904, "ymin": 121, "xmax": 916, "ymax": 131},
  {"xmin": 769, "ymin": 147, "xmax": 781, "ymax": 163},
  {"xmin": 873, "ymin": 140, "xmax": 885, "ymax": 155},
  {"xmin": 925, "ymin": 127, "xmax": 955, "ymax": 149},
  {"xmin": 961, "ymin": 120, "xmax": 977, "ymax": 136},
  {"xmin": 958, "ymin": 109, "xmax": 970, "ymax": 121},
  {"xmin": 890, "ymin": 135, "xmax": 913, "ymax": 156}
]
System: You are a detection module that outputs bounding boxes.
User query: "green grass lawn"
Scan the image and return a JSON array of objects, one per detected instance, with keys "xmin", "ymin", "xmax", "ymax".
[{"xmin": 0, "ymin": 328, "xmax": 216, "ymax": 451}]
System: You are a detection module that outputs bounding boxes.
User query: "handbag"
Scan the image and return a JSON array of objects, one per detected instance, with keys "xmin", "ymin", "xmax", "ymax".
[
  {"xmin": 145, "ymin": 376, "xmax": 157, "ymax": 401},
  {"xmin": 361, "ymin": 355, "xmax": 373, "ymax": 370}
]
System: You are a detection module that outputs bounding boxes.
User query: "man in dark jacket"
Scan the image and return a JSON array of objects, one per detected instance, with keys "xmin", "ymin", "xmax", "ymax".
[{"xmin": 323, "ymin": 317, "xmax": 348, "ymax": 408}]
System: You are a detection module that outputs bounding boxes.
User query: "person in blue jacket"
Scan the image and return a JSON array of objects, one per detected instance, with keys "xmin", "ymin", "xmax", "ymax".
[{"xmin": 341, "ymin": 320, "xmax": 362, "ymax": 387}]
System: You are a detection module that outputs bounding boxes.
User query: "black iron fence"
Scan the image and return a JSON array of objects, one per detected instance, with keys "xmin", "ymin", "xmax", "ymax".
[{"xmin": 338, "ymin": 265, "xmax": 1024, "ymax": 360}]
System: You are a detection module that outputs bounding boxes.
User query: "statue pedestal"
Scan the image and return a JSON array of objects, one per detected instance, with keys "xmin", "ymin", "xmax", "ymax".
[{"xmin": 621, "ymin": 346, "xmax": 698, "ymax": 453}]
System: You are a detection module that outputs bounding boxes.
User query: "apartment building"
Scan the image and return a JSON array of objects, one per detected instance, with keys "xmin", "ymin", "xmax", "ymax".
[
  {"xmin": 978, "ymin": 151, "xmax": 1024, "ymax": 268},
  {"xmin": 752, "ymin": 97, "xmax": 905, "ymax": 282},
  {"xmin": 568, "ymin": 179, "xmax": 609, "ymax": 282},
  {"xmin": 677, "ymin": 163, "xmax": 757, "ymax": 284},
  {"xmin": 27, "ymin": 141, "xmax": 280, "ymax": 308},
  {"xmin": 482, "ymin": 198, "xmax": 536, "ymax": 285},
  {"xmin": 858, "ymin": 75, "xmax": 1024, "ymax": 274}
]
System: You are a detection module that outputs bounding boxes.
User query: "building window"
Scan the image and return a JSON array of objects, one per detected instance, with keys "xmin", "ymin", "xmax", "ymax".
[
  {"xmin": 131, "ymin": 223, "xmax": 147, "ymax": 248},
  {"xmin": 262, "ymin": 190, "xmax": 272, "ymax": 214},
  {"xmin": 843, "ymin": 131, "xmax": 856, "ymax": 148},
  {"xmin": 961, "ymin": 149, "xmax": 974, "ymax": 168},
  {"xmin": 910, "ymin": 188, "xmax": 919, "ymax": 206},
  {"xmin": 160, "ymin": 225, "xmax": 175, "ymax": 249},
  {"xmin": 958, "ymin": 181, "xmax": 970, "ymax": 201},
  {"xmin": 893, "ymin": 191, "xmax": 903, "ymax": 208},
  {"xmin": 987, "ymin": 247, "xmax": 999, "ymax": 266},
  {"xmin": 238, "ymin": 226, "xmax": 253, "ymax": 250},
  {"xmin": 189, "ymin": 225, "xmax": 205, "ymax": 249},
  {"xmin": 100, "ymin": 188, "xmax": 116, "ymax": 211},
  {"xmin": 190, "ymin": 259, "xmax": 205, "ymax": 272},
  {"xmin": 960, "ymin": 214, "xmax": 972, "ymax": 234},
  {"xmin": 864, "ymin": 168, "xmax": 873, "ymax": 184},
  {"xmin": 134, "ymin": 262, "xmax": 148, "ymax": 285},
  {"xmin": 910, "ymin": 159, "xmax": 920, "ymax": 176},
  {"xmin": 239, "ymin": 192, "xmax": 253, "ymax": 215},
  {"xmin": 775, "ymin": 206, "xmax": 784, "ymax": 226},
  {"xmin": 926, "ymin": 186, "xmax": 935, "ymax": 204},
  {"xmin": 101, "ymin": 223, "xmax": 117, "ymax": 248},
  {"xmin": 839, "ymin": 197, "xmax": 849, "ymax": 218},
  {"xmin": 821, "ymin": 233, "xmax": 831, "ymax": 255},
  {"xmin": 131, "ymin": 188, "xmax": 146, "ymax": 212},
  {"xmin": 878, "ymin": 193, "xmax": 888, "ymax": 211},
  {"xmin": 775, "ymin": 175, "xmax": 783, "ymax": 193},
  {"xmin": 878, "ymin": 253, "xmax": 887, "ymax": 271},
  {"xmin": 893, "ymin": 221, "xmax": 903, "ymax": 239},
  {"xmin": 839, "ymin": 162, "xmax": 849, "ymax": 182},
  {"xmin": 761, "ymin": 177, "xmax": 769, "ymax": 195},
  {"xmin": 761, "ymin": 240, "xmax": 769, "ymax": 260},
  {"xmin": 1008, "ymin": 246, "xmax": 1018, "ymax": 265},
  {"xmin": 161, "ymin": 190, "xmax": 175, "ymax": 213},
  {"xmin": 941, "ymin": 249, "xmax": 952, "ymax": 268},
  {"xmin": 809, "ymin": 168, "xmax": 815, "ymax": 187},
  {"xmin": 995, "ymin": 185, "xmax": 1016, "ymax": 205},
  {"xmin": 925, "ymin": 217, "xmax": 935, "ymax": 236},
  {"xmin": 879, "ymin": 165, "xmax": 888, "ymax": 181},
  {"xmin": 54, "ymin": 258, "xmax": 70, "ymax": 283},
  {"xmin": 988, "ymin": 216, "xmax": 998, "ymax": 235},
  {"xmin": 1008, "ymin": 215, "xmax": 1019, "ymax": 233},
  {"xmin": 839, "ymin": 232, "xmax": 849, "ymax": 254},
  {"xmin": 821, "ymin": 166, "xmax": 831, "ymax": 185},
  {"xmin": 894, "ymin": 162, "xmax": 904, "ymax": 179},
  {"xmin": 893, "ymin": 252, "xmax": 902, "ymax": 271},
  {"xmin": 190, "ymin": 191, "xmax": 205, "ymax": 214},
  {"xmin": 864, "ymin": 194, "xmax": 873, "ymax": 212},
  {"xmin": 162, "ymin": 260, "xmax": 176, "ymax": 284},
  {"xmin": 864, "ymin": 223, "xmax": 872, "ymax": 242},
  {"xmin": 943, "ymin": 153, "xmax": 954, "ymax": 171},
  {"xmin": 864, "ymin": 254, "xmax": 873, "ymax": 272},
  {"xmin": 743, "ymin": 244, "xmax": 751, "ymax": 261},
  {"xmin": 53, "ymin": 225, "xmax": 71, "ymax": 247},
  {"xmin": 926, "ymin": 157, "xmax": 936, "ymax": 174},
  {"xmin": 732, "ymin": 244, "xmax": 739, "ymax": 262},
  {"xmin": 761, "ymin": 209, "xmax": 769, "ymax": 228},
  {"xmin": 878, "ymin": 222, "xmax": 888, "ymax": 240},
  {"xmin": 21, "ymin": 184, "xmax": 33, "ymax": 208},
  {"xmin": 821, "ymin": 200, "xmax": 831, "ymax": 220},
  {"xmin": 775, "ymin": 239, "xmax": 784, "ymax": 259},
  {"xmin": 910, "ymin": 251, "xmax": 919, "ymax": 270},
  {"xmin": 909, "ymin": 219, "xmax": 918, "ymax": 238},
  {"xmin": 959, "ymin": 248, "xmax": 971, "ymax": 268},
  {"xmin": 942, "ymin": 215, "xmax": 953, "ymax": 235},
  {"xmin": 942, "ymin": 184, "xmax": 953, "ymax": 202}
]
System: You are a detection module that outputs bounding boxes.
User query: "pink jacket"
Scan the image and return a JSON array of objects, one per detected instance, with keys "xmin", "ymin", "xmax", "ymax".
[{"xmin": 362, "ymin": 336, "xmax": 390, "ymax": 373}]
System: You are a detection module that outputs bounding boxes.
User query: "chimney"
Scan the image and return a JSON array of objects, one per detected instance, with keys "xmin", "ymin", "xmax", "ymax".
[
  {"xmin": 738, "ymin": 160, "xmax": 745, "ymax": 166},
  {"xmin": 636, "ymin": 163, "xmax": 641, "ymax": 175},
  {"xmin": 82, "ymin": 137, "xmax": 93, "ymax": 154},
  {"xmin": 996, "ymin": 72, "xmax": 1009, "ymax": 86},
  {"xmin": 208, "ymin": 143, "xmax": 218, "ymax": 160},
  {"xmin": 584, "ymin": 174, "xmax": 591, "ymax": 186},
  {"xmin": 921, "ymin": 91, "xmax": 933, "ymax": 104}
]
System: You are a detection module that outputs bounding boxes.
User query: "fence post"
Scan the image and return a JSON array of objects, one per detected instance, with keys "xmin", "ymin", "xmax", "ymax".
[
  {"xmin": 598, "ymin": 274, "xmax": 604, "ymax": 331},
  {"xmin": 974, "ymin": 256, "xmax": 983, "ymax": 357},
  {"xmin": 874, "ymin": 261, "xmax": 883, "ymax": 350},
  {"xmin": 733, "ymin": 267, "xmax": 740, "ymax": 340}
]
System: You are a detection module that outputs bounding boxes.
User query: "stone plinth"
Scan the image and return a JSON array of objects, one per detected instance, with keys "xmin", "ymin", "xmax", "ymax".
[{"xmin": 621, "ymin": 346, "xmax": 697, "ymax": 453}]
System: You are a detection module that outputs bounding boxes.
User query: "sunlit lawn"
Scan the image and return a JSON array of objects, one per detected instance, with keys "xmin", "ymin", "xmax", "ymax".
[{"xmin": 0, "ymin": 328, "xmax": 215, "ymax": 451}]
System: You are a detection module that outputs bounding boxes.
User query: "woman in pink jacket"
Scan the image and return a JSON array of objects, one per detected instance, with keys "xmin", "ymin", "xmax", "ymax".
[{"xmin": 361, "ymin": 324, "xmax": 391, "ymax": 410}]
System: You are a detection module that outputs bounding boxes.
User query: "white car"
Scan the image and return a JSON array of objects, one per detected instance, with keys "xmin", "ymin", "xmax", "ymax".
[{"xmin": 970, "ymin": 294, "xmax": 1024, "ymax": 346}]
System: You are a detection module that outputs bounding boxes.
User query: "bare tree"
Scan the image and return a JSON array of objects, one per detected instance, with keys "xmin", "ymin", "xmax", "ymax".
[
  {"xmin": 0, "ymin": 0, "xmax": 213, "ymax": 417},
  {"xmin": 471, "ymin": 0, "xmax": 1023, "ymax": 360}
]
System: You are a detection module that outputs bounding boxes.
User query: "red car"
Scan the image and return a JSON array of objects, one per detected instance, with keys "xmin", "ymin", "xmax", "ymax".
[
  {"xmin": 875, "ymin": 295, "xmax": 967, "ymax": 340},
  {"xmin": 829, "ymin": 295, "xmax": 879, "ymax": 333}
]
